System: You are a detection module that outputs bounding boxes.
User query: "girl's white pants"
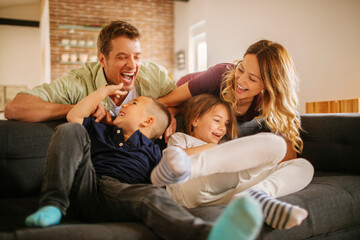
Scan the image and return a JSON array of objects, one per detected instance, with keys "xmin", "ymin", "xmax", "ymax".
[{"xmin": 166, "ymin": 133, "xmax": 314, "ymax": 208}]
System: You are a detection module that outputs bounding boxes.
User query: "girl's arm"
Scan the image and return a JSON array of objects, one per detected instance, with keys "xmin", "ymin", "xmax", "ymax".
[
  {"xmin": 67, "ymin": 84, "xmax": 127, "ymax": 124},
  {"xmin": 183, "ymin": 143, "xmax": 217, "ymax": 156}
]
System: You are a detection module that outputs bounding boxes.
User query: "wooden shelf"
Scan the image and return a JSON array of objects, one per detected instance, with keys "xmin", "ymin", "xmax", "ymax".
[
  {"xmin": 306, "ymin": 98, "xmax": 360, "ymax": 113},
  {"xmin": 58, "ymin": 25, "xmax": 102, "ymax": 31},
  {"xmin": 58, "ymin": 43, "xmax": 96, "ymax": 48}
]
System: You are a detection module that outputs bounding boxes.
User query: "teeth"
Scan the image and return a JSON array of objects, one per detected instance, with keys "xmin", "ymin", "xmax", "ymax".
[
  {"xmin": 119, "ymin": 112, "xmax": 125, "ymax": 116},
  {"xmin": 237, "ymin": 84, "xmax": 248, "ymax": 91},
  {"xmin": 122, "ymin": 72, "xmax": 134, "ymax": 76}
]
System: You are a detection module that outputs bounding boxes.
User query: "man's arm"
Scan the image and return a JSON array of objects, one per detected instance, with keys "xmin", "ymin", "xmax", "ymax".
[
  {"xmin": 4, "ymin": 94, "xmax": 74, "ymax": 122},
  {"xmin": 67, "ymin": 84, "xmax": 127, "ymax": 124}
]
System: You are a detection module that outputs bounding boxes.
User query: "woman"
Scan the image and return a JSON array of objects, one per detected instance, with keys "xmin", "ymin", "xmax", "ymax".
[{"xmin": 158, "ymin": 40, "xmax": 302, "ymax": 159}]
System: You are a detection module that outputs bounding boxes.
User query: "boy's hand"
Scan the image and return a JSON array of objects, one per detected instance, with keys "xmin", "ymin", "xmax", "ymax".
[
  {"xmin": 105, "ymin": 83, "xmax": 128, "ymax": 98},
  {"xmin": 92, "ymin": 104, "xmax": 112, "ymax": 124}
]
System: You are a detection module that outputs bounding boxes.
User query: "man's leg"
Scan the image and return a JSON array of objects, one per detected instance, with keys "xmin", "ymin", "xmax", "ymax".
[{"xmin": 25, "ymin": 123, "xmax": 97, "ymax": 227}]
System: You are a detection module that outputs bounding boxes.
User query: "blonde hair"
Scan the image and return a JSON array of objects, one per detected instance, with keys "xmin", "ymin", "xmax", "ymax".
[
  {"xmin": 221, "ymin": 40, "xmax": 303, "ymax": 153},
  {"xmin": 182, "ymin": 94, "xmax": 238, "ymax": 141}
]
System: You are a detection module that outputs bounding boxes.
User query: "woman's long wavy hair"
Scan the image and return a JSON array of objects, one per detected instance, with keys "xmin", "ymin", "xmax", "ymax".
[
  {"xmin": 182, "ymin": 94, "xmax": 238, "ymax": 141},
  {"xmin": 221, "ymin": 40, "xmax": 303, "ymax": 153}
]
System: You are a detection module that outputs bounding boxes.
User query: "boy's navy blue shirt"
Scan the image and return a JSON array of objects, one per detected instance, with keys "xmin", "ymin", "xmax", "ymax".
[{"xmin": 82, "ymin": 117, "xmax": 162, "ymax": 184}]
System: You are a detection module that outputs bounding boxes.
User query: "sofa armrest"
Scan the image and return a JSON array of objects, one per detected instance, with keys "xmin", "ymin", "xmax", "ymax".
[{"xmin": 299, "ymin": 113, "xmax": 360, "ymax": 174}]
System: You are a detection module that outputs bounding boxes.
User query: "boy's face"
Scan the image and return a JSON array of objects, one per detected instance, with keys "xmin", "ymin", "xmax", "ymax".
[
  {"xmin": 98, "ymin": 36, "xmax": 142, "ymax": 93},
  {"xmin": 113, "ymin": 96, "xmax": 151, "ymax": 132}
]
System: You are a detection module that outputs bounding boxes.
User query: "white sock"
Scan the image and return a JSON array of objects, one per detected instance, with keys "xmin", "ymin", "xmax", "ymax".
[
  {"xmin": 151, "ymin": 146, "xmax": 191, "ymax": 186},
  {"xmin": 248, "ymin": 189, "xmax": 308, "ymax": 230}
]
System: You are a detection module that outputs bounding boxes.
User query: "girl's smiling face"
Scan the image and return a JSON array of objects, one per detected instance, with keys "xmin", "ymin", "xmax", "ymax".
[{"xmin": 191, "ymin": 104, "xmax": 230, "ymax": 144}]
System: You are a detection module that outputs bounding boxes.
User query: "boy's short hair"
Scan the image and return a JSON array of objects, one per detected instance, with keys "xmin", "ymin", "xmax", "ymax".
[
  {"xmin": 145, "ymin": 97, "xmax": 172, "ymax": 140},
  {"xmin": 97, "ymin": 20, "xmax": 140, "ymax": 58}
]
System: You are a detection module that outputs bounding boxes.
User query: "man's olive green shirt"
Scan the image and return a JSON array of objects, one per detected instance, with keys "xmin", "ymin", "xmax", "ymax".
[{"xmin": 21, "ymin": 60, "xmax": 176, "ymax": 110}]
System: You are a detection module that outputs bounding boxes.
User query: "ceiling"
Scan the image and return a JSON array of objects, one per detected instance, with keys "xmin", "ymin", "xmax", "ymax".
[{"xmin": 0, "ymin": 0, "xmax": 187, "ymax": 8}]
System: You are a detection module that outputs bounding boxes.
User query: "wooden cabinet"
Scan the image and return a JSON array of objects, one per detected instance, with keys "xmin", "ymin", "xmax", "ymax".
[{"xmin": 306, "ymin": 98, "xmax": 360, "ymax": 113}]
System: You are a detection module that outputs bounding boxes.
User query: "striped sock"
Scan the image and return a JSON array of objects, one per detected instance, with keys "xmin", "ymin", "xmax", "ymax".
[
  {"xmin": 248, "ymin": 189, "xmax": 308, "ymax": 230},
  {"xmin": 151, "ymin": 146, "xmax": 191, "ymax": 186}
]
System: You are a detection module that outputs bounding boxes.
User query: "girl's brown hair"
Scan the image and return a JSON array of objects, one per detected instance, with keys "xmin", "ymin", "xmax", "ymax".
[{"xmin": 182, "ymin": 94, "xmax": 238, "ymax": 141}]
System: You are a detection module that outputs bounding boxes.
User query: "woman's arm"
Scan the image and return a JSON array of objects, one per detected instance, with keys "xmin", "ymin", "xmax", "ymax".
[{"xmin": 157, "ymin": 82, "xmax": 192, "ymax": 108}]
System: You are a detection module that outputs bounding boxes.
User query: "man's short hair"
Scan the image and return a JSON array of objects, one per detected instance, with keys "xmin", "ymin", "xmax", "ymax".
[{"xmin": 97, "ymin": 20, "xmax": 140, "ymax": 58}]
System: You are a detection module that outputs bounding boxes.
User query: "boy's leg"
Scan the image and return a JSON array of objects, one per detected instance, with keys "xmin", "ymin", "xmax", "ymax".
[
  {"xmin": 98, "ymin": 177, "xmax": 262, "ymax": 240},
  {"xmin": 151, "ymin": 133, "xmax": 286, "ymax": 186},
  {"xmin": 25, "ymin": 123, "xmax": 97, "ymax": 227},
  {"xmin": 208, "ymin": 196, "xmax": 263, "ymax": 240}
]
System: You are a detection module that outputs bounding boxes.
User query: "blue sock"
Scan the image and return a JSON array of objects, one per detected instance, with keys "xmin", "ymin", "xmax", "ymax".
[
  {"xmin": 208, "ymin": 196, "xmax": 263, "ymax": 240},
  {"xmin": 25, "ymin": 206, "xmax": 62, "ymax": 227}
]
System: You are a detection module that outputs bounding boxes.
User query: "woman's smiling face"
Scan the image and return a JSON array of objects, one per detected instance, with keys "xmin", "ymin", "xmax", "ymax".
[{"xmin": 234, "ymin": 54, "xmax": 264, "ymax": 103}]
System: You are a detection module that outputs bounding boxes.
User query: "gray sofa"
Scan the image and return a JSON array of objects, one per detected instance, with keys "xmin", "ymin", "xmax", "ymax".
[{"xmin": 1, "ymin": 113, "xmax": 359, "ymax": 240}]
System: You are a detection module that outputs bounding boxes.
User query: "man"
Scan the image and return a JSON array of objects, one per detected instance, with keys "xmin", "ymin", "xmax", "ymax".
[{"xmin": 4, "ymin": 20, "xmax": 175, "ymax": 122}]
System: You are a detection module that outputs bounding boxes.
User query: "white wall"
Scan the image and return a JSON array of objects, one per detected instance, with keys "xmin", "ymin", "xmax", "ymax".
[
  {"xmin": 0, "ymin": 3, "xmax": 41, "ymax": 89},
  {"xmin": 174, "ymin": 0, "xmax": 360, "ymax": 113}
]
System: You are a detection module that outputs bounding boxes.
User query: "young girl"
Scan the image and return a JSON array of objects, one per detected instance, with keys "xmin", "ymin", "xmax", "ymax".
[{"xmin": 151, "ymin": 94, "xmax": 314, "ymax": 230}]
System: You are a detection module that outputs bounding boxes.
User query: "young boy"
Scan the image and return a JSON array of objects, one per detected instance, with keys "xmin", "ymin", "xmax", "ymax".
[{"xmin": 25, "ymin": 84, "xmax": 263, "ymax": 240}]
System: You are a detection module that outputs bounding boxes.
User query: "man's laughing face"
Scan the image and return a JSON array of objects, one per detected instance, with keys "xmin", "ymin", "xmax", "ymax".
[{"xmin": 99, "ymin": 36, "xmax": 142, "ymax": 92}]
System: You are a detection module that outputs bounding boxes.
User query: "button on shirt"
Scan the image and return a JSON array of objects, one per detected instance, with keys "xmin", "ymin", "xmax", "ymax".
[{"xmin": 83, "ymin": 117, "xmax": 162, "ymax": 184}]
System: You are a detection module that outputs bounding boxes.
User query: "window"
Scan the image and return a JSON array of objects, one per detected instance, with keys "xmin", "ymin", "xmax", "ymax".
[{"xmin": 189, "ymin": 20, "xmax": 207, "ymax": 73}]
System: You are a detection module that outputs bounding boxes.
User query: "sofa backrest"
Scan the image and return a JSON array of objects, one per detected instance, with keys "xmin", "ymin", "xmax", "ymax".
[{"xmin": 0, "ymin": 120, "xmax": 65, "ymax": 197}]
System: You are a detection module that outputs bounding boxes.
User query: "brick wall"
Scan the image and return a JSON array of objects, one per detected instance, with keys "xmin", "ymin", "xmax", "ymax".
[{"xmin": 49, "ymin": 0, "xmax": 174, "ymax": 81}]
